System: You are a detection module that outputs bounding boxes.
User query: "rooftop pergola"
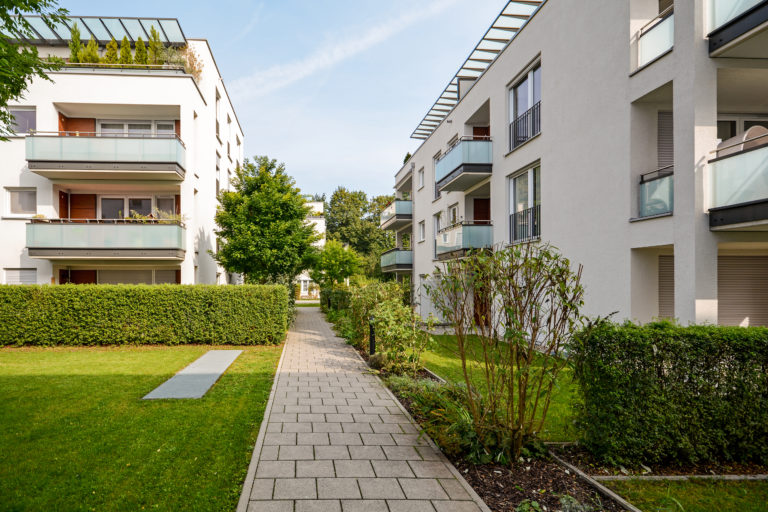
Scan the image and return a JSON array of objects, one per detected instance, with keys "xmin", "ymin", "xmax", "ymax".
[{"xmin": 15, "ymin": 16, "xmax": 187, "ymax": 47}]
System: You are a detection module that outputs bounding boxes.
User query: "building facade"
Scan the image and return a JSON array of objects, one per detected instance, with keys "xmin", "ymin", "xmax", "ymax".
[
  {"xmin": 2, "ymin": 16, "xmax": 243, "ymax": 285},
  {"xmin": 382, "ymin": 0, "xmax": 768, "ymax": 327}
]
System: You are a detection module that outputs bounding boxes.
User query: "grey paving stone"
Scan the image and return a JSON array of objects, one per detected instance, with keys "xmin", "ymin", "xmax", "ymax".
[
  {"xmin": 315, "ymin": 445, "xmax": 351, "ymax": 460},
  {"xmin": 372, "ymin": 460, "xmax": 416, "ymax": 478},
  {"xmin": 362, "ymin": 406, "xmax": 390, "ymax": 415},
  {"xmin": 282, "ymin": 423, "xmax": 314, "ymax": 433},
  {"xmin": 408, "ymin": 461, "xmax": 454, "ymax": 478},
  {"xmin": 334, "ymin": 459, "xmax": 375, "ymax": 478},
  {"xmin": 431, "ymin": 501, "xmax": 483, "ymax": 512},
  {"xmin": 383, "ymin": 446, "xmax": 422, "ymax": 460},
  {"xmin": 329, "ymin": 433, "xmax": 363, "ymax": 445},
  {"xmin": 249, "ymin": 478, "xmax": 274, "ymax": 500},
  {"xmin": 256, "ymin": 461, "xmax": 295, "ymax": 478},
  {"xmin": 361, "ymin": 433, "xmax": 396, "ymax": 446},
  {"xmin": 386, "ymin": 500, "xmax": 437, "ymax": 512},
  {"xmin": 299, "ymin": 398, "xmax": 324, "ymax": 406},
  {"xmin": 285, "ymin": 405, "xmax": 311, "ymax": 413},
  {"xmin": 246, "ymin": 501, "xmax": 293, "ymax": 512},
  {"xmin": 353, "ymin": 414, "xmax": 382, "ymax": 424},
  {"xmin": 296, "ymin": 460, "xmax": 335, "ymax": 478},
  {"xmin": 340, "ymin": 499, "xmax": 388, "ymax": 512},
  {"xmin": 311, "ymin": 405, "xmax": 338, "ymax": 414},
  {"xmin": 380, "ymin": 414, "xmax": 410, "ymax": 424},
  {"xmin": 273, "ymin": 478, "xmax": 317, "ymax": 499},
  {"xmin": 415, "ymin": 446, "xmax": 443, "ymax": 461},
  {"xmin": 348, "ymin": 446, "xmax": 387, "ymax": 460},
  {"xmin": 337, "ymin": 405, "xmax": 365, "ymax": 414},
  {"xmin": 398, "ymin": 423, "xmax": 420, "ymax": 435},
  {"xmin": 371, "ymin": 423, "xmax": 404, "ymax": 434},
  {"xmin": 438, "ymin": 479, "xmax": 472, "ymax": 500},
  {"xmin": 297, "ymin": 432, "xmax": 330, "ymax": 445},
  {"xmin": 267, "ymin": 423, "xmax": 283, "ymax": 433},
  {"xmin": 393, "ymin": 434, "xmax": 429, "ymax": 446},
  {"xmin": 398, "ymin": 479, "xmax": 450, "ymax": 500},
  {"xmin": 260, "ymin": 445, "xmax": 279, "ymax": 461},
  {"xmin": 278, "ymin": 445, "xmax": 315, "ymax": 460},
  {"xmin": 358, "ymin": 478, "xmax": 406, "ymax": 499},
  {"xmin": 313, "ymin": 422, "xmax": 343, "ymax": 433},
  {"xmin": 296, "ymin": 500, "xmax": 342, "ymax": 512},
  {"xmin": 298, "ymin": 413, "xmax": 326, "ymax": 423},
  {"xmin": 269, "ymin": 413, "xmax": 299, "ymax": 423},
  {"xmin": 326, "ymin": 413, "xmax": 354, "ymax": 423},
  {"xmin": 317, "ymin": 478, "xmax": 361, "ymax": 499},
  {"xmin": 143, "ymin": 350, "xmax": 242, "ymax": 399}
]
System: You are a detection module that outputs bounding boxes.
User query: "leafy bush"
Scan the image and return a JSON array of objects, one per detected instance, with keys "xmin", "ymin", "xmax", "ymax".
[
  {"xmin": 571, "ymin": 320, "xmax": 768, "ymax": 465},
  {"xmin": 372, "ymin": 298, "xmax": 433, "ymax": 376},
  {"xmin": 0, "ymin": 284, "xmax": 289, "ymax": 346},
  {"xmin": 346, "ymin": 281, "xmax": 404, "ymax": 350},
  {"xmin": 320, "ymin": 286, "xmax": 351, "ymax": 312}
]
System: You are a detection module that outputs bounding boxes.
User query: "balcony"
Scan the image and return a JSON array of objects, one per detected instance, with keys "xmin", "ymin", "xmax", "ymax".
[
  {"xmin": 510, "ymin": 205, "xmax": 541, "ymax": 243},
  {"xmin": 709, "ymin": 130, "xmax": 768, "ymax": 230},
  {"xmin": 435, "ymin": 138, "xmax": 493, "ymax": 192},
  {"xmin": 637, "ymin": 8, "xmax": 674, "ymax": 69},
  {"xmin": 26, "ymin": 132, "xmax": 186, "ymax": 181},
  {"xmin": 380, "ymin": 249, "xmax": 413, "ymax": 273},
  {"xmin": 709, "ymin": 0, "xmax": 768, "ymax": 57},
  {"xmin": 638, "ymin": 166, "xmax": 674, "ymax": 218},
  {"xmin": 435, "ymin": 222, "xmax": 493, "ymax": 260},
  {"xmin": 380, "ymin": 200, "xmax": 413, "ymax": 230},
  {"xmin": 26, "ymin": 219, "xmax": 186, "ymax": 260},
  {"xmin": 509, "ymin": 102, "xmax": 541, "ymax": 151}
]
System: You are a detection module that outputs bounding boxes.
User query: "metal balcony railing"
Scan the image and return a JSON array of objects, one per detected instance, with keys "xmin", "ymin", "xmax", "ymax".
[
  {"xmin": 510, "ymin": 205, "xmax": 540, "ymax": 243},
  {"xmin": 509, "ymin": 101, "xmax": 541, "ymax": 150}
]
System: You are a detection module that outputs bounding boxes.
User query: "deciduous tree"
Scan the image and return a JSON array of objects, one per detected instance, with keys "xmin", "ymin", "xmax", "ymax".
[{"xmin": 310, "ymin": 240, "xmax": 361, "ymax": 288}]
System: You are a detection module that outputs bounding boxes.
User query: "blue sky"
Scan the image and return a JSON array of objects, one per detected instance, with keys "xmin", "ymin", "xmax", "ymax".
[{"xmin": 61, "ymin": 0, "xmax": 505, "ymax": 198}]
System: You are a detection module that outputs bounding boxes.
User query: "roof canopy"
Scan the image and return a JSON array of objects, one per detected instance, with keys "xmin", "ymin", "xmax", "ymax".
[
  {"xmin": 17, "ymin": 16, "xmax": 187, "ymax": 47},
  {"xmin": 411, "ymin": 1, "xmax": 545, "ymax": 140}
]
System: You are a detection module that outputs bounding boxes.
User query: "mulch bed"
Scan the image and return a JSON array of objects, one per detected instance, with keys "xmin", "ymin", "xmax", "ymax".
[{"xmin": 552, "ymin": 444, "xmax": 768, "ymax": 477}]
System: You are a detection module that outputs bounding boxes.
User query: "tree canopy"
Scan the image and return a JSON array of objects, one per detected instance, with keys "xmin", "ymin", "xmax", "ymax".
[
  {"xmin": 214, "ymin": 156, "xmax": 318, "ymax": 284},
  {"xmin": 310, "ymin": 240, "xmax": 361, "ymax": 288},
  {"xmin": 0, "ymin": 0, "xmax": 68, "ymax": 139}
]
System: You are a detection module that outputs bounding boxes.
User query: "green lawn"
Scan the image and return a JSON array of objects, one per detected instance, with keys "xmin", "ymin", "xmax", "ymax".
[
  {"xmin": 0, "ymin": 344, "xmax": 282, "ymax": 511},
  {"xmin": 296, "ymin": 303, "xmax": 320, "ymax": 307},
  {"xmin": 421, "ymin": 334, "xmax": 580, "ymax": 442},
  {"xmin": 607, "ymin": 479, "xmax": 768, "ymax": 512}
]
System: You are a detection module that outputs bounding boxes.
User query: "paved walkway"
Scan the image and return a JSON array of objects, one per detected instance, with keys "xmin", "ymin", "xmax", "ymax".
[{"xmin": 238, "ymin": 307, "xmax": 489, "ymax": 512}]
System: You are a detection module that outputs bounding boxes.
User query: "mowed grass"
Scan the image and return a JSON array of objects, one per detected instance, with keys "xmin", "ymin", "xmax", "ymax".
[
  {"xmin": 0, "ymin": 344, "xmax": 282, "ymax": 511},
  {"xmin": 607, "ymin": 479, "xmax": 768, "ymax": 512},
  {"xmin": 421, "ymin": 335, "xmax": 580, "ymax": 442}
]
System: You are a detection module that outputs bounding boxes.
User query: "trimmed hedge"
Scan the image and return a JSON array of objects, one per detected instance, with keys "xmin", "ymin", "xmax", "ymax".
[
  {"xmin": 572, "ymin": 321, "xmax": 768, "ymax": 465},
  {"xmin": 320, "ymin": 287, "xmax": 351, "ymax": 312},
  {"xmin": 0, "ymin": 284, "xmax": 290, "ymax": 346}
]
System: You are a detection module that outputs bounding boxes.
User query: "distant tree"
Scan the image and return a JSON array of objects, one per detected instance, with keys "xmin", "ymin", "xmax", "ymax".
[
  {"xmin": 403, "ymin": 152, "xmax": 412, "ymax": 164},
  {"xmin": 102, "ymin": 37, "xmax": 118, "ymax": 64},
  {"xmin": 134, "ymin": 37, "xmax": 147, "ymax": 64},
  {"xmin": 311, "ymin": 193, "xmax": 326, "ymax": 202},
  {"xmin": 68, "ymin": 21, "xmax": 81, "ymax": 62},
  {"xmin": 119, "ymin": 36, "xmax": 132, "ymax": 65},
  {"xmin": 0, "ymin": 0, "xmax": 68, "ymax": 139},
  {"xmin": 78, "ymin": 36, "xmax": 100, "ymax": 63},
  {"xmin": 148, "ymin": 25, "xmax": 165, "ymax": 65},
  {"xmin": 310, "ymin": 240, "xmax": 361, "ymax": 288},
  {"xmin": 214, "ymin": 156, "xmax": 318, "ymax": 283}
]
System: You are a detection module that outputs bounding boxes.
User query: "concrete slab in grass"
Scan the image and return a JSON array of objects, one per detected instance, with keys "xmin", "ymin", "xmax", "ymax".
[{"xmin": 143, "ymin": 350, "xmax": 242, "ymax": 399}]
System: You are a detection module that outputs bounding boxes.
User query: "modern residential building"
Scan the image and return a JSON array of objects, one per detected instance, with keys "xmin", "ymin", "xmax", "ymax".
[
  {"xmin": 2, "ymin": 16, "xmax": 243, "ymax": 285},
  {"xmin": 296, "ymin": 199, "xmax": 326, "ymax": 299},
  {"xmin": 382, "ymin": 0, "xmax": 768, "ymax": 327}
]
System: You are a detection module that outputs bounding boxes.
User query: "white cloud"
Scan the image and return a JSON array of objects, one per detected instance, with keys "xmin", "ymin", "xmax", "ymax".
[
  {"xmin": 231, "ymin": 3, "xmax": 265, "ymax": 43},
  {"xmin": 229, "ymin": 0, "xmax": 459, "ymax": 99}
]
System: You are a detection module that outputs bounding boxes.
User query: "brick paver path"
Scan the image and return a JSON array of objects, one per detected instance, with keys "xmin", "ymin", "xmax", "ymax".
[{"xmin": 238, "ymin": 307, "xmax": 489, "ymax": 512}]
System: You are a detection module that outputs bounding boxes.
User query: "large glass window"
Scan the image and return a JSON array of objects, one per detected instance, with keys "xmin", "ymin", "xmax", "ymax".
[
  {"xmin": 509, "ymin": 166, "xmax": 541, "ymax": 242},
  {"xmin": 509, "ymin": 65, "xmax": 542, "ymax": 150},
  {"xmin": 156, "ymin": 197, "xmax": 175, "ymax": 215},
  {"xmin": 97, "ymin": 120, "xmax": 178, "ymax": 137},
  {"xmin": 9, "ymin": 107, "xmax": 36, "ymax": 134},
  {"xmin": 128, "ymin": 198, "xmax": 152, "ymax": 216},
  {"xmin": 7, "ymin": 188, "xmax": 36, "ymax": 215},
  {"xmin": 101, "ymin": 198, "xmax": 124, "ymax": 219}
]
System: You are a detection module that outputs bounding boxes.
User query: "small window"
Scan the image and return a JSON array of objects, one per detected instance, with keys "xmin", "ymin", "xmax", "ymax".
[
  {"xmin": 449, "ymin": 204, "xmax": 459, "ymax": 225},
  {"xmin": 418, "ymin": 221, "xmax": 425, "ymax": 242},
  {"xmin": 418, "ymin": 169, "xmax": 425, "ymax": 189},
  {"xmin": 9, "ymin": 107, "xmax": 36, "ymax": 134},
  {"xmin": 7, "ymin": 188, "xmax": 36, "ymax": 215},
  {"xmin": 156, "ymin": 197, "xmax": 175, "ymax": 215},
  {"xmin": 156, "ymin": 122, "xmax": 175, "ymax": 137},
  {"xmin": 128, "ymin": 198, "xmax": 152, "ymax": 216},
  {"xmin": 101, "ymin": 198, "xmax": 124, "ymax": 219},
  {"xmin": 127, "ymin": 123, "xmax": 152, "ymax": 135},
  {"xmin": 4, "ymin": 268, "xmax": 36, "ymax": 285}
]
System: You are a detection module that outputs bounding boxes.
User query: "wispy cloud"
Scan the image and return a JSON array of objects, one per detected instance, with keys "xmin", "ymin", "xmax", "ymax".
[
  {"xmin": 231, "ymin": 3, "xmax": 264, "ymax": 43},
  {"xmin": 229, "ymin": 0, "xmax": 459, "ymax": 99}
]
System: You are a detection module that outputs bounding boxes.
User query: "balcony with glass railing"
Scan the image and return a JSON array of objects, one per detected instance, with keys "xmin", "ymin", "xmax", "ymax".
[
  {"xmin": 26, "ymin": 219, "xmax": 186, "ymax": 259},
  {"xmin": 709, "ymin": 130, "xmax": 768, "ymax": 229},
  {"xmin": 637, "ymin": 166, "xmax": 674, "ymax": 218},
  {"xmin": 26, "ymin": 132, "xmax": 186, "ymax": 180},
  {"xmin": 380, "ymin": 200, "xmax": 413, "ymax": 230},
  {"xmin": 380, "ymin": 249, "xmax": 413, "ymax": 273},
  {"xmin": 636, "ymin": 7, "xmax": 674, "ymax": 69},
  {"xmin": 435, "ymin": 222, "xmax": 493, "ymax": 259},
  {"xmin": 435, "ymin": 137, "xmax": 493, "ymax": 192},
  {"xmin": 708, "ymin": 0, "xmax": 768, "ymax": 57}
]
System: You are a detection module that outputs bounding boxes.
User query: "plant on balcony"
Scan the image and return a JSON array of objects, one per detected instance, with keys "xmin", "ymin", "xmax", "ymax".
[
  {"xmin": 134, "ymin": 37, "xmax": 148, "ymax": 65},
  {"xmin": 426, "ymin": 243, "xmax": 585, "ymax": 463},
  {"xmin": 119, "ymin": 36, "xmax": 132, "ymax": 65},
  {"xmin": 67, "ymin": 22, "xmax": 81, "ymax": 63},
  {"xmin": 102, "ymin": 37, "xmax": 118, "ymax": 64},
  {"xmin": 147, "ymin": 25, "xmax": 165, "ymax": 65},
  {"xmin": 77, "ymin": 36, "xmax": 100, "ymax": 64}
]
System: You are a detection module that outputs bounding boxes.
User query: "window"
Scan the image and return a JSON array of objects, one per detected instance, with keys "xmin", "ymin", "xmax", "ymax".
[
  {"xmin": 449, "ymin": 203, "xmax": 459, "ymax": 225},
  {"xmin": 156, "ymin": 197, "xmax": 175, "ymax": 215},
  {"xmin": 301, "ymin": 280, "xmax": 309, "ymax": 294},
  {"xmin": 418, "ymin": 168, "xmax": 424, "ymax": 189},
  {"xmin": 101, "ymin": 198, "xmax": 124, "ymax": 219},
  {"xmin": 97, "ymin": 120, "xmax": 178, "ymax": 137},
  {"xmin": 6, "ymin": 188, "xmax": 36, "ymax": 216},
  {"xmin": 8, "ymin": 107, "xmax": 36, "ymax": 134},
  {"xmin": 717, "ymin": 115, "xmax": 768, "ymax": 143},
  {"xmin": 509, "ymin": 64, "xmax": 542, "ymax": 149},
  {"xmin": 509, "ymin": 166, "xmax": 541, "ymax": 242},
  {"xmin": 215, "ymin": 89, "xmax": 221, "ymax": 137},
  {"xmin": 433, "ymin": 152, "xmax": 442, "ymax": 200},
  {"xmin": 4, "ymin": 268, "xmax": 36, "ymax": 285},
  {"xmin": 156, "ymin": 122, "xmax": 175, "ymax": 137},
  {"xmin": 418, "ymin": 221, "xmax": 426, "ymax": 242},
  {"xmin": 99, "ymin": 196, "xmax": 173, "ymax": 219}
]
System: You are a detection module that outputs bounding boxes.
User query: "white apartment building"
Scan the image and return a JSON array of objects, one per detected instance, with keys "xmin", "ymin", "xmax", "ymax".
[
  {"xmin": 297, "ymin": 199, "xmax": 326, "ymax": 299},
  {"xmin": 1, "ymin": 16, "xmax": 244, "ymax": 285},
  {"xmin": 382, "ymin": 0, "xmax": 768, "ymax": 327}
]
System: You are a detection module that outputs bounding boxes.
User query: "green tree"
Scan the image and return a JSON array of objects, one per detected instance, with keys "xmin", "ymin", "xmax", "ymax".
[
  {"xmin": 68, "ymin": 21, "xmax": 81, "ymax": 62},
  {"xmin": 148, "ymin": 25, "xmax": 165, "ymax": 65},
  {"xmin": 134, "ymin": 37, "xmax": 147, "ymax": 64},
  {"xmin": 119, "ymin": 36, "xmax": 132, "ymax": 65},
  {"xmin": 102, "ymin": 37, "xmax": 118, "ymax": 64},
  {"xmin": 214, "ymin": 156, "xmax": 318, "ymax": 283},
  {"xmin": 0, "ymin": 0, "xmax": 68, "ymax": 139},
  {"xmin": 77, "ymin": 36, "xmax": 100, "ymax": 63},
  {"xmin": 310, "ymin": 240, "xmax": 361, "ymax": 288}
]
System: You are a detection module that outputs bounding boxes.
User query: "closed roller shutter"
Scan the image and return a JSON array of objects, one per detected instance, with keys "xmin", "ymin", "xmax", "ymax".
[
  {"xmin": 658, "ymin": 255, "xmax": 675, "ymax": 319},
  {"xmin": 718, "ymin": 256, "xmax": 768, "ymax": 327},
  {"xmin": 5, "ymin": 268, "xmax": 36, "ymax": 285},
  {"xmin": 658, "ymin": 111, "xmax": 674, "ymax": 168}
]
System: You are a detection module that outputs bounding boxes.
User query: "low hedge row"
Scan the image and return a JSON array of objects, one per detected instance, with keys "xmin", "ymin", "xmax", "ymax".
[
  {"xmin": 0, "ymin": 284, "xmax": 290, "ymax": 346},
  {"xmin": 319, "ymin": 287, "xmax": 351, "ymax": 312},
  {"xmin": 572, "ymin": 321, "xmax": 768, "ymax": 465}
]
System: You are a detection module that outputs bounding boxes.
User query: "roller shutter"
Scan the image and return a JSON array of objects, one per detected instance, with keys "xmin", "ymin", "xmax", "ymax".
[
  {"xmin": 4, "ymin": 268, "xmax": 36, "ymax": 285},
  {"xmin": 718, "ymin": 256, "xmax": 768, "ymax": 327},
  {"xmin": 658, "ymin": 255, "xmax": 675, "ymax": 319}
]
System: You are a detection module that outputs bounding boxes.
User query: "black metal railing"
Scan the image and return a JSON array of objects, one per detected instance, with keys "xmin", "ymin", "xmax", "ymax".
[
  {"xmin": 510, "ymin": 204, "xmax": 540, "ymax": 243},
  {"xmin": 509, "ymin": 101, "xmax": 541, "ymax": 150}
]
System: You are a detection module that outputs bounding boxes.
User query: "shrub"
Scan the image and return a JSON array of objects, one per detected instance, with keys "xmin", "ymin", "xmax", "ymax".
[
  {"xmin": 148, "ymin": 25, "xmax": 165, "ymax": 65},
  {"xmin": 0, "ymin": 284, "xmax": 289, "ymax": 346},
  {"xmin": 119, "ymin": 36, "xmax": 132, "ymax": 65},
  {"xmin": 571, "ymin": 320, "xmax": 768, "ymax": 465},
  {"xmin": 78, "ymin": 36, "xmax": 100, "ymax": 64},
  {"xmin": 134, "ymin": 37, "xmax": 148, "ymax": 65},
  {"xmin": 68, "ymin": 23, "xmax": 81, "ymax": 63},
  {"xmin": 103, "ymin": 37, "xmax": 118, "ymax": 64},
  {"xmin": 347, "ymin": 281, "xmax": 404, "ymax": 349},
  {"xmin": 320, "ymin": 286, "xmax": 351, "ymax": 312},
  {"xmin": 372, "ymin": 298, "xmax": 433, "ymax": 376}
]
